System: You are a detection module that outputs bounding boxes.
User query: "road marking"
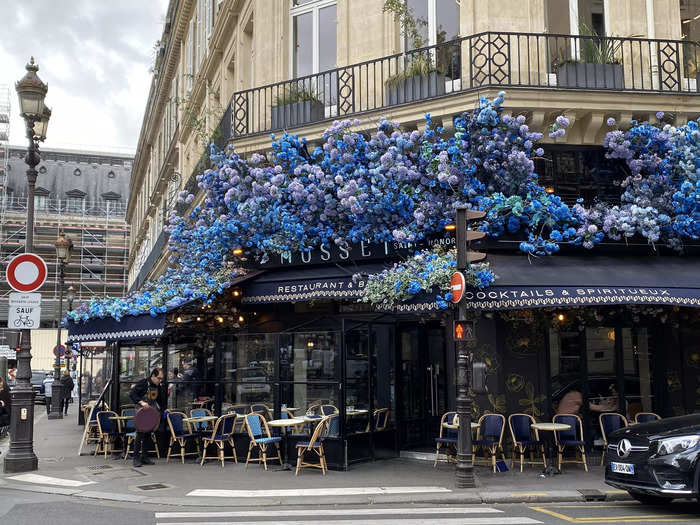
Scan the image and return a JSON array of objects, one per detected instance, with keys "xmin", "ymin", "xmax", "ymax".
[
  {"xmin": 530, "ymin": 506, "xmax": 699, "ymax": 523},
  {"xmin": 156, "ymin": 507, "xmax": 504, "ymax": 518},
  {"xmin": 186, "ymin": 486, "xmax": 452, "ymax": 497},
  {"xmin": 8, "ymin": 473, "xmax": 95, "ymax": 487},
  {"xmin": 157, "ymin": 519, "xmax": 542, "ymax": 525}
]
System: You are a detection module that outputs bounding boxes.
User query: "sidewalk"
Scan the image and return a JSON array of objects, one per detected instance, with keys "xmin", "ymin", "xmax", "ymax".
[{"xmin": 0, "ymin": 412, "xmax": 629, "ymax": 507}]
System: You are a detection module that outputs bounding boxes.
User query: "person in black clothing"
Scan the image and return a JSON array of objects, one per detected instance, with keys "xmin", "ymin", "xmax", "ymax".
[
  {"xmin": 0, "ymin": 377, "xmax": 11, "ymax": 428},
  {"xmin": 129, "ymin": 368, "xmax": 164, "ymax": 467},
  {"xmin": 61, "ymin": 370, "xmax": 74, "ymax": 415}
]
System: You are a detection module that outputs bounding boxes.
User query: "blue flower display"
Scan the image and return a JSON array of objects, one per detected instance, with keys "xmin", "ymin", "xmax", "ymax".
[{"xmin": 68, "ymin": 93, "xmax": 698, "ymax": 320}]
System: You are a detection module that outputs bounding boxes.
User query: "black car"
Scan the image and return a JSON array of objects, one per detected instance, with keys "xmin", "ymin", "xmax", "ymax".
[{"xmin": 605, "ymin": 414, "xmax": 700, "ymax": 504}]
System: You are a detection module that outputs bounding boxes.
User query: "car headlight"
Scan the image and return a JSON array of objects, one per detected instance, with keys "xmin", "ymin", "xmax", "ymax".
[{"xmin": 656, "ymin": 436, "xmax": 700, "ymax": 456}]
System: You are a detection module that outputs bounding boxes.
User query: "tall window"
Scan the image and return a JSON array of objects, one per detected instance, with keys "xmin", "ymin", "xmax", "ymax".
[
  {"xmin": 34, "ymin": 194, "xmax": 48, "ymax": 211},
  {"xmin": 404, "ymin": 0, "xmax": 459, "ymax": 50},
  {"xmin": 66, "ymin": 196, "xmax": 84, "ymax": 213},
  {"xmin": 290, "ymin": 0, "xmax": 337, "ymax": 79}
]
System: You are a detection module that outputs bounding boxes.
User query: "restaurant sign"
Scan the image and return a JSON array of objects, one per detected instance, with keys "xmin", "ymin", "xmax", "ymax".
[
  {"xmin": 258, "ymin": 236, "xmax": 455, "ymax": 268},
  {"xmin": 243, "ymin": 275, "xmax": 369, "ymax": 304},
  {"xmin": 463, "ymin": 286, "xmax": 700, "ymax": 310}
]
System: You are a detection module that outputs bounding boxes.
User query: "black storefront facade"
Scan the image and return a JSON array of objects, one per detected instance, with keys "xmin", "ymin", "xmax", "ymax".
[{"xmin": 67, "ymin": 246, "xmax": 700, "ymax": 470}]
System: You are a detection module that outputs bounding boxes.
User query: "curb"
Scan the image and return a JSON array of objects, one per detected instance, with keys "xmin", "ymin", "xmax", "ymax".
[{"xmin": 0, "ymin": 482, "xmax": 632, "ymax": 507}]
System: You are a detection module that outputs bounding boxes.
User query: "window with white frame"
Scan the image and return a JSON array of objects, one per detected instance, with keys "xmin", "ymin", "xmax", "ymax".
[
  {"xmin": 290, "ymin": 0, "xmax": 337, "ymax": 102},
  {"xmin": 404, "ymin": 0, "xmax": 459, "ymax": 50}
]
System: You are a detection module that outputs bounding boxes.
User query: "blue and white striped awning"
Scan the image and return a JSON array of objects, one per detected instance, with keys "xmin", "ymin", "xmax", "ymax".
[{"xmin": 66, "ymin": 314, "xmax": 165, "ymax": 343}]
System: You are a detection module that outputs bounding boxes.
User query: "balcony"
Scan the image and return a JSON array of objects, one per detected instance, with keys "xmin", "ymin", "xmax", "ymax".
[{"xmin": 228, "ymin": 32, "xmax": 700, "ymax": 147}]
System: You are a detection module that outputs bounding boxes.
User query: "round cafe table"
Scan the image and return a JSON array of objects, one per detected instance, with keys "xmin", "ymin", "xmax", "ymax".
[
  {"xmin": 267, "ymin": 418, "xmax": 306, "ymax": 471},
  {"xmin": 531, "ymin": 422, "xmax": 571, "ymax": 476}
]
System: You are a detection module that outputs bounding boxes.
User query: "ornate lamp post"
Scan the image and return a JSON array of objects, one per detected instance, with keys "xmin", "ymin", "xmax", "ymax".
[
  {"xmin": 49, "ymin": 233, "xmax": 73, "ymax": 420},
  {"xmin": 4, "ymin": 57, "xmax": 50, "ymax": 473}
]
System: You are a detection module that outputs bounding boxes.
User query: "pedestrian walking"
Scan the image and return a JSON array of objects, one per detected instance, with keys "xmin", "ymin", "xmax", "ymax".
[
  {"xmin": 42, "ymin": 373, "xmax": 54, "ymax": 415},
  {"xmin": 129, "ymin": 368, "xmax": 164, "ymax": 467},
  {"xmin": 61, "ymin": 370, "xmax": 74, "ymax": 415}
]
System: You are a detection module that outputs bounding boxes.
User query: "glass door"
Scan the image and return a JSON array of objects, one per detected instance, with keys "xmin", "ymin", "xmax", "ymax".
[{"xmin": 397, "ymin": 322, "xmax": 447, "ymax": 450}]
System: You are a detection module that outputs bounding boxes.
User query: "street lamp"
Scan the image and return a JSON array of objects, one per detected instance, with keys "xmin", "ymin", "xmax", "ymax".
[
  {"xmin": 49, "ymin": 233, "xmax": 73, "ymax": 420},
  {"xmin": 4, "ymin": 57, "xmax": 50, "ymax": 473}
]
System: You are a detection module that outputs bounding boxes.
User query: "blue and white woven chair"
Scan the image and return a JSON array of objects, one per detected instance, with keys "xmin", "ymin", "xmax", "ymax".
[
  {"xmin": 295, "ymin": 416, "xmax": 330, "ymax": 475},
  {"xmin": 201, "ymin": 413, "xmax": 238, "ymax": 467},
  {"xmin": 434, "ymin": 411, "xmax": 458, "ymax": 467},
  {"xmin": 554, "ymin": 413, "xmax": 588, "ymax": 472},
  {"xmin": 508, "ymin": 413, "xmax": 545, "ymax": 471},
  {"xmin": 599, "ymin": 412, "xmax": 627, "ymax": 465},
  {"xmin": 244, "ymin": 413, "xmax": 282, "ymax": 470},
  {"xmin": 473, "ymin": 413, "xmax": 506, "ymax": 473},
  {"xmin": 95, "ymin": 411, "xmax": 121, "ymax": 459},
  {"xmin": 166, "ymin": 411, "xmax": 200, "ymax": 464}
]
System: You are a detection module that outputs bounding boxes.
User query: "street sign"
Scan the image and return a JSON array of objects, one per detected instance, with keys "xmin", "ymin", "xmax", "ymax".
[
  {"xmin": 450, "ymin": 271, "xmax": 466, "ymax": 304},
  {"xmin": 453, "ymin": 320, "xmax": 476, "ymax": 342},
  {"xmin": 7, "ymin": 292, "xmax": 42, "ymax": 329},
  {"xmin": 0, "ymin": 345, "xmax": 15, "ymax": 359},
  {"xmin": 53, "ymin": 344, "xmax": 66, "ymax": 357},
  {"xmin": 6, "ymin": 253, "xmax": 48, "ymax": 293}
]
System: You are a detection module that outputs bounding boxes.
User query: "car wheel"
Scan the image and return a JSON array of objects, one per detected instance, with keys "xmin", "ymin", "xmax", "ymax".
[{"xmin": 629, "ymin": 491, "xmax": 672, "ymax": 505}]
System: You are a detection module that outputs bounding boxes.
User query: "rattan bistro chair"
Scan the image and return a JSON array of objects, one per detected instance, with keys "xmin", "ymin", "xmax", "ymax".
[
  {"xmin": 473, "ymin": 413, "xmax": 506, "ymax": 473},
  {"xmin": 201, "ymin": 413, "xmax": 238, "ymax": 467},
  {"xmin": 166, "ymin": 411, "xmax": 200, "ymax": 464},
  {"xmin": 553, "ymin": 414, "xmax": 588, "ymax": 472},
  {"xmin": 434, "ymin": 411, "xmax": 458, "ymax": 467},
  {"xmin": 508, "ymin": 413, "xmax": 546, "ymax": 472},
  {"xmin": 95, "ymin": 411, "xmax": 122, "ymax": 459},
  {"xmin": 244, "ymin": 413, "xmax": 282, "ymax": 470},
  {"xmin": 599, "ymin": 412, "xmax": 628, "ymax": 465},
  {"xmin": 295, "ymin": 416, "xmax": 330, "ymax": 475}
]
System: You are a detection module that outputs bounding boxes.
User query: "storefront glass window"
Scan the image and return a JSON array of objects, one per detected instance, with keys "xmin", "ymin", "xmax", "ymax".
[
  {"xmin": 622, "ymin": 327, "xmax": 654, "ymax": 420},
  {"xmin": 119, "ymin": 345, "xmax": 162, "ymax": 407},
  {"xmin": 279, "ymin": 331, "xmax": 339, "ymax": 382},
  {"xmin": 345, "ymin": 328, "xmax": 369, "ymax": 434}
]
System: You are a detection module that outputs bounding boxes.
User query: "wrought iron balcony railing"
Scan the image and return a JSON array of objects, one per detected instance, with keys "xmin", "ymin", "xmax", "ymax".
[{"xmin": 230, "ymin": 31, "xmax": 699, "ymax": 139}]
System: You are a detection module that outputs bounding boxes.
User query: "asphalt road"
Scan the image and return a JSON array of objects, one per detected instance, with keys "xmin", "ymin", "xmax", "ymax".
[{"xmin": 1, "ymin": 488, "xmax": 699, "ymax": 524}]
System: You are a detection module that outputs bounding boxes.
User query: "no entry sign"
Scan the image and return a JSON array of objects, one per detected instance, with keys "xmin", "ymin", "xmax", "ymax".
[
  {"xmin": 6, "ymin": 253, "xmax": 48, "ymax": 293},
  {"xmin": 450, "ymin": 271, "xmax": 466, "ymax": 304}
]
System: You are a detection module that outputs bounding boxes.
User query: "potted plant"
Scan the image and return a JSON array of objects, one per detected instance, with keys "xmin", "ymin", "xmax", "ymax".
[
  {"xmin": 683, "ymin": 56, "xmax": 699, "ymax": 92},
  {"xmin": 271, "ymin": 84, "xmax": 324, "ymax": 129},
  {"xmin": 555, "ymin": 25, "xmax": 624, "ymax": 90},
  {"xmin": 383, "ymin": 0, "xmax": 446, "ymax": 105}
]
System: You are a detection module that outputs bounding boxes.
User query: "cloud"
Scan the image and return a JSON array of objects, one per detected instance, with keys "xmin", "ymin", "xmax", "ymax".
[{"xmin": 0, "ymin": 0, "xmax": 169, "ymax": 153}]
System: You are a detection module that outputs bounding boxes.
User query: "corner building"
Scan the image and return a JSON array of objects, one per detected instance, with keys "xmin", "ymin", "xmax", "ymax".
[{"xmin": 104, "ymin": 0, "xmax": 700, "ymax": 468}]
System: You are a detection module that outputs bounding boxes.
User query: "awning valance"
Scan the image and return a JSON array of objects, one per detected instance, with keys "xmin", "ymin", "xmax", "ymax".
[
  {"xmin": 66, "ymin": 314, "xmax": 166, "ymax": 343},
  {"xmin": 467, "ymin": 254, "xmax": 700, "ymax": 311},
  {"xmin": 241, "ymin": 263, "xmax": 387, "ymax": 304},
  {"xmin": 392, "ymin": 254, "xmax": 700, "ymax": 313}
]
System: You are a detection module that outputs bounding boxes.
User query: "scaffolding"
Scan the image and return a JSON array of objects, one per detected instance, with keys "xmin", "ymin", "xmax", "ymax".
[
  {"xmin": 0, "ymin": 196, "xmax": 130, "ymax": 326},
  {"xmin": 0, "ymin": 84, "xmax": 9, "ymax": 229}
]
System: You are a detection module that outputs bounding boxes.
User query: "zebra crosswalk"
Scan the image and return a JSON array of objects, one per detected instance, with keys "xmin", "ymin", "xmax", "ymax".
[{"xmin": 154, "ymin": 506, "xmax": 543, "ymax": 525}]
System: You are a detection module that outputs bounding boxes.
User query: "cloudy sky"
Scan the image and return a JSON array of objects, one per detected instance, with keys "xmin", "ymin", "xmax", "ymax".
[{"xmin": 0, "ymin": 0, "xmax": 169, "ymax": 154}]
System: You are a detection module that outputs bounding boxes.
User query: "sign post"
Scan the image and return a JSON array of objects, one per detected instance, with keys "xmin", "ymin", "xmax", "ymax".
[{"xmin": 7, "ymin": 293, "xmax": 42, "ymax": 329}]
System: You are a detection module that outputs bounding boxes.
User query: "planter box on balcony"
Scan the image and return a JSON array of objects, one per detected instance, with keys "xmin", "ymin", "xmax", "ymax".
[
  {"xmin": 556, "ymin": 62, "xmax": 624, "ymax": 90},
  {"xmin": 271, "ymin": 100, "xmax": 325, "ymax": 130},
  {"xmin": 385, "ymin": 71, "xmax": 446, "ymax": 106}
]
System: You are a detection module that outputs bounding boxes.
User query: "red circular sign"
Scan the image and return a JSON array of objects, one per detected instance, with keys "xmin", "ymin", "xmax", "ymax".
[
  {"xmin": 6, "ymin": 253, "xmax": 48, "ymax": 292},
  {"xmin": 450, "ymin": 271, "xmax": 466, "ymax": 304},
  {"xmin": 53, "ymin": 345, "xmax": 66, "ymax": 357}
]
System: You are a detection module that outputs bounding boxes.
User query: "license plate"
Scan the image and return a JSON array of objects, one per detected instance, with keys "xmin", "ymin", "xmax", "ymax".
[{"xmin": 611, "ymin": 462, "xmax": 635, "ymax": 475}]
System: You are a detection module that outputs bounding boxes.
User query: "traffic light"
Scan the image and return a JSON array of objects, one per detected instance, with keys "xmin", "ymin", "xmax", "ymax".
[
  {"xmin": 456, "ymin": 207, "xmax": 486, "ymax": 267},
  {"xmin": 453, "ymin": 320, "xmax": 475, "ymax": 342}
]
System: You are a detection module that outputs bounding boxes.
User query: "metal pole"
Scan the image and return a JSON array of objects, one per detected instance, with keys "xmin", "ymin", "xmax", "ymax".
[
  {"xmin": 454, "ymin": 206, "xmax": 474, "ymax": 488},
  {"xmin": 4, "ymin": 122, "xmax": 40, "ymax": 473},
  {"xmin": 48, "ymin": 262, "xmax": 64, "ymax": 419}
]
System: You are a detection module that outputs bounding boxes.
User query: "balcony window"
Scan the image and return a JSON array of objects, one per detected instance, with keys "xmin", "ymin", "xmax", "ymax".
[{"xmin": 291, "ymin": 0, "xmax": 337, "ymax": 84}]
